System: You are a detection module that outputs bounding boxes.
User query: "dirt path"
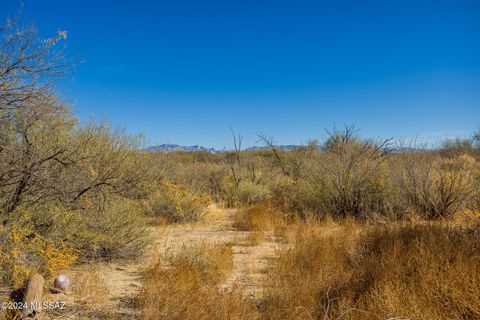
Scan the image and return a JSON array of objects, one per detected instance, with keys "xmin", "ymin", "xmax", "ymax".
[{"xmin": 91, "ymin": 205, "xmax": 279, "ymax": 318}]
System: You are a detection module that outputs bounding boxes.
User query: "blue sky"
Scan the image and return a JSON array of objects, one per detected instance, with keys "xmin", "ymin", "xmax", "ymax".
[{"xmin": 2, "ymin": 0, "xmax": 479, "ymax": 148}]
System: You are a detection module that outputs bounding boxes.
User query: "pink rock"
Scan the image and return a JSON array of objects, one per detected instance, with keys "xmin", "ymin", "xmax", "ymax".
[{"xmin": 54, "ymin": 275, "xmax": 71, "ymax": 291}]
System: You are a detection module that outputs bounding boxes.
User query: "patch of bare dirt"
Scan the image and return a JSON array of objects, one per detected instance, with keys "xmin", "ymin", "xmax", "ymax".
[{"xmin": 51, "ymin": 204, "xmax": 280, "ymax": 319}]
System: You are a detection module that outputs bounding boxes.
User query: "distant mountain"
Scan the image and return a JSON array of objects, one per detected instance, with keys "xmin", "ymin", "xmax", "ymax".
[
  {"xmin": 145, "ymin": 144, "xmax": 218, "ymax": 153},
  {"xmin": 146, "ymin": 143, "xmax": 428, "ymax": 154},
  {"xmin": 146, "ymin": 144, "xmax": 304, "ymax": 153},
  {"xmin": 245, "ymin": 145, "xmax": 301, "ymax": 151}
]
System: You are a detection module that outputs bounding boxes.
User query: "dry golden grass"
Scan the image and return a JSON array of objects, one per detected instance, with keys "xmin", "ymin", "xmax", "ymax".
[
  {"xmin": 139, "ymin": 244, "xmax": 258, "ymax": 320},
  {"xmin": 69, "ymin": 266, "xmax": 110, "ymax": 308},
  {"xmin": 38, "ymin": 267, "xmax": 115, "ymax": 320},
  {"xmin": 260, "ymin": 219, "xmax": 480, "ymax": 320},
  {"xmin": 136, "ymin": 209, "xmax": 480, "ymax": 320},
  {"xmin": 233, "ymin": 203, "xmax": 284, "ymax": 232},
  {"xmin": 276, "ymin": 215, "xmax": 346, "ymax": 242}
]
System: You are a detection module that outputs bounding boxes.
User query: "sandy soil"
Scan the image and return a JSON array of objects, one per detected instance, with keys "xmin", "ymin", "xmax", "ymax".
[{"xmin": 48, "ymin": 205, "xmax": 280, "ymax": 319}]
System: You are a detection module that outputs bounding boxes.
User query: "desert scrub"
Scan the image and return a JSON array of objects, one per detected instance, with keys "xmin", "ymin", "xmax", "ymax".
[
  {"xmin": 271, "ymin": 175, "xmax": 328, "ymax": 219},
  {"xmin": 8, "ymin": 199, "xmax": 151, "ymax": 263},
  {"xmin": 143, "ymin": 178, "xmax": 209, "ymax": 223},
  {"xmin": 139, "ymin": 244, "xmax": 258, "ymax": 320},
  {"xmin": 0, "ymin": 210, "xmax": 77, "ymax": 288},
  {"xmin": 0, "ymin": 200, "xmax": 150, "ymax": 289},
  {"xmin": 221, "ymin": 179, "xmax": 269, "ymax": 207},
  {"xmin": 233, "ymin": 203, "xmax": 283, "ymax": 231},
  {"xmin": 473, "ymin": 157, "xmax": 480, "ymax": 210},
  {"xmin": 77, "ymin": 197, "xmax": 152, "ymax": 260},
  {"xmin": 395, "ymin": 153, "xmax": 476, "ymax": 218},
  {"xmin": 318, "ymin": 134, "xmax": 392, "ymax": 218},
  {"xmin": 267, "ymin": 127, "xmax": 393, "ymax": 220},
  {"xmin": 260, "ymin": 220, "xmax": 480, "ymax": 320},
  {"xmin": 237, "ymin": 181, "xmax": 269, "ymax": 206},
  {"xmin": 162, "ymin": 244, "xmax": 234, "ymax": 277}
]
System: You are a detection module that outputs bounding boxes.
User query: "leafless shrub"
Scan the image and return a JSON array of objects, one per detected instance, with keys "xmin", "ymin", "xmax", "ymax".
[
  {"xmin": 393, "ymin": 151, "xmax": 476, "ymax": 219},
  {"xmin": 318, "ymin": 125, "xmax": 393, "ymax": 218}
]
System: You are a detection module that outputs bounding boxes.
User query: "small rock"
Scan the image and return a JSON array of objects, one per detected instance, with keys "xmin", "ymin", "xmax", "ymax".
[{"xmin": 54, "ymin": 275, "xmax": 71, "ymax": 291}]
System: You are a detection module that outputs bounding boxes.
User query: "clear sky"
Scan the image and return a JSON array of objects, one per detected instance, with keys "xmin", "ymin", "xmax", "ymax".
[{"xmin": 2, "ymin": 0, "xmax": 479, "ymax": 148}]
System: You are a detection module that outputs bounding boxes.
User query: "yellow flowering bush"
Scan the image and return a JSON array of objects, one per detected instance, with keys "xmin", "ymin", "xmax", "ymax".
[
  {"xmin": 0, "ymin": 199, "xmax": 151, "ymax": 288},
  {"xmin": 0, "ymin": 210, "xmax": 77, "ymax": 288}
]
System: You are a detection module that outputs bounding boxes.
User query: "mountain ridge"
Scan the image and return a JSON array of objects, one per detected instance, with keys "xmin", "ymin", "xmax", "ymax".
[
  {"xmin": 145, "ymin": 144, "xmax": 423, "ymax": 153},
  {"xmin": 145, "ymin": 144, "xmax": 303, "ymax": 153}
]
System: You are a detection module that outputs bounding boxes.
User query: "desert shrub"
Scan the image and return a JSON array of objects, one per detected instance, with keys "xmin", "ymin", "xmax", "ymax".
[
  {"xmin": 0, "ymin": 209, "xmax": 78, "ymax": 288},
  {"xmin": 218, "ymin": 132, "xmax": 273, "ymax": 207},
  {"xmin": 258, "ymin": 137, "xmax": 319, "ymax": 181},
  {"xmin": 70, "ymin": 266, "xmax": 110, "ymax": 311},
  {"xmin": 0, "ymin": 20, "xmax": 154, "ymax": 286},
  {"xmin": 319, "ymin": 127, "xmax": 392, "ymax": 218},
  {"xmin": 162, "ymin": 244, "xmax": 234, "ymax": 277},
  {"xmin": 142, "ymin": 179, "xmax": 209, "ymax": 223},
  {"xmin": 1, "ymin": 198, "xmax": 151, "ymax": 273},
  {"xmin": 233, "ymin": 203, "xmax": 283, "ymax": 231},
  {"xmin": 218, "ymin": 177, "xmax": 238, "ymax": 207},
  {"xmin": 394, "ymin": 152, "xmax": 476, "ymax": 219},
  {"xmin": 266, "ymin": 126, "xmax": 393, "ymax": 219},
  {"xmin": 441, "ymin": 129, "xmax": 480, "ymax": 159},
  {"xmin": 139, "ymin": 244, "xmax": 258, "ymax": 320},
  {"xmin": 237, "ymin": 181, "xmax": 269, "ymax": 206},
  {"xmin": 76, "ymin": 198, "xmax": 152, "ymax": 260},
  {"xmin": 172, "ymin": 160, "xmax": 226, "ymax": 200},
  {"xmin": 270, "ymin": 141, "xmax": 391, "ymax": 219},
  {"xmin": 221, "ymin": 179, "xmax": 269, "ymax": 207},
  {"xmin": 261, "ymin": 221, "xmax": 480, "ymax": 320},
  {"xmin": 441, "ymin": 137, "xmax": 475, "ymax": 157},
  {"xmin": 270, "ymin": 175, "xmax": 326, "ymax": 219},
  {"xmin": 473, "ymin": 160, "xmax": 480, "ymax": 210},
  {"xmin": 269, "ymin": 175, "xmax": 297, "ymax": 212},
  {"xmin": 0, "ymin": 66, "xmax": 146, "ymax": 216}
]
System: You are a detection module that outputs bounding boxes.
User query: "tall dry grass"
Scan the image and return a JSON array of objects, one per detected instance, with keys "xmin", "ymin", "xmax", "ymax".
[
  {"xmin": 139, "ymin": 244, "xmax": 258, "ymax": 320},
  {"xmin": 138, "ymin": 213, "xmax": 480, "ymax": 320},
  {"xmin": 260, "ymin": 219, "xmax": 480, "ymax": 320},
  {"xmin": 233, "ymin": 203, "xmax": 284, "ymax": 232}
]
